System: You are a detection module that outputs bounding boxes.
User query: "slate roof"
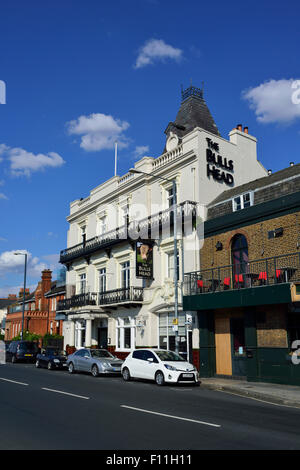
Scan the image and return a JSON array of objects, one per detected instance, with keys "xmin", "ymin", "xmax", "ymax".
[
  {"xmin": 209, "ymin": 163, "xmax": 300, "ymax": 206},
  {"xmin": 44, "ymin": 280, "xmax": 66, "ymax": 297},
  {"xmin": 0, "ymin": 298, "xmax": 18, "ymax": 309},
  {"xmin": 164, "ymin": 85, "xmax": 220, "ymax": 147}
]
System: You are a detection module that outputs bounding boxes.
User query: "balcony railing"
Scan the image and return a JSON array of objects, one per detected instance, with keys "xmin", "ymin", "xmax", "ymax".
[
  {"xmin": 56, "ymin": 287, "xmax": 144, "ymax": 311},
  {"xmin": 184, "ymin": 252, "xmax": 300, "ymax": 296},
  {"xmin": 57, "ymin": 293, "xmax": 97, "ymax": 311},
  {"xmin": 98, "ymin": 287, "xmax": 144, "ymax": 306},
  {"xmin": 60, "ymin": 200, "xmax": 198, "ymax": 264}
]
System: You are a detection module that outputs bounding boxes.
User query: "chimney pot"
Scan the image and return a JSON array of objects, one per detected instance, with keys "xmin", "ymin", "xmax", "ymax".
[
  {"xmin": 244, "ymin": 126, "xmax": 248, "ymax": 134},
  {"xmin": 290, "ymin": 162, "xmax": 294, "ymax": 167},
  {"xmin": 268, "ymin": 169, "xmax": 272, "ymax": 175},
  {"xmin": 237, "ymin": 124, "xmax": 242, "ymax": 131}
]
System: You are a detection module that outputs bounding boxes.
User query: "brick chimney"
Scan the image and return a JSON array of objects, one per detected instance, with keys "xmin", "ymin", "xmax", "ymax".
[
  {"xmin": 41, "ymin": 269, "xmax": 52, "ymax": 294},
  {"xmin": 19, "ymin": 288, "xmax": 30, "ymax": 298},
  {"xmin": 8, "ymin": 294, "xmax": 17, "ymax": 300}
]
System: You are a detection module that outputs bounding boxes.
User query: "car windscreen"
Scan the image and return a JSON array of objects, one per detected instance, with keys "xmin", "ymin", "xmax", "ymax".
[
  {"xmin": 46, "ymin": 349, "xmax": 63, "ymax": 356},
  {"xmin": 18, "ymin": 342, "xmax": 38, "ymax": 352},
  {"xmin": 155, "ymin": 350, "xmax": 185, "ymax": 362},
  {"xmin": 91, "ymin": 350, "xmax": 114, "ymax": 358}
]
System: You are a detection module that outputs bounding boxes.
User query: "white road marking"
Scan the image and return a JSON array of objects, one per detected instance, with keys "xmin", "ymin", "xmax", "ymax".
[
  {"xmin": 121, "ymin": 405, "xmax": 221, "ymax": 428},
  {"xmin": 217, "ymin": 390, "xmax": 300, "ymax": 409},
  {"xmin": 0, "ymin": 377, "xmax": 28, "ymax": 386},
  {"xmin": 42, "ymin": 388, "xmax": 90, "ymax": 400}
]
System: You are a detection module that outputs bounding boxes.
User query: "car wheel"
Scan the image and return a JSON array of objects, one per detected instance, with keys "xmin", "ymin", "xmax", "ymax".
[
  {"xmin": 11, "ymin": 355, "xmax": 17, "ymax": 364},
  {"xmin": 68, "ymin": 362, "xmax": 75, "ymax": 374},
  {"xmin": 35, "ymin": 360, "xmax": 40, "ymax": 368},
  {"xmin": 122, "ymin": 367, "xmax": 131, "ymax": 382},
  {"xmin": 155, "ymin": 371, "xmax": 165, "ymax": 386},
  {"xmin": 91, "ymin": 364, "xmax": 99, "ymax": 377},
  {"xmin": 47, "ymin": 361, "xmax": 53, "ymax": 371}
]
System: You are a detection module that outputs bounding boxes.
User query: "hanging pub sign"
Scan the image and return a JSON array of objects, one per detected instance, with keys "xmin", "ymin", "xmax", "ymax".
[
  {"xmin": 136, "ymin": 241, "xmax": 153, "ymax": 279},
  {"xmin": 206, "ymin": 137, "xmax": 234, "ymax": 186}
]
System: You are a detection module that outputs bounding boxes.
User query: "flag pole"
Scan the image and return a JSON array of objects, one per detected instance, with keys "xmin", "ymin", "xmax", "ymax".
[{"xmin": 114, "ymin": 141, "xmax": 118, "ymax": 177}]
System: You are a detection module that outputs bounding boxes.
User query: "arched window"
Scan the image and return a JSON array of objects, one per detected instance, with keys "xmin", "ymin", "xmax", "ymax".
[{"xmin": 231, "ymin": 234, "xmax": 248, "ymax": 275}]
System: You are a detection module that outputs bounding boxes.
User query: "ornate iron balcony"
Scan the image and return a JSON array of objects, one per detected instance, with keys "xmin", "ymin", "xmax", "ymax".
[
  {"xmin": 57, "ymin": 293, "xmax": 97, "ymax": 311},
  {"xmin": 98, "ymin": 287, "xmax": 144, "ymax": 306},
  {"xmin": 60, "ymin": 200, "xmax": 198, "ymax": 265}
]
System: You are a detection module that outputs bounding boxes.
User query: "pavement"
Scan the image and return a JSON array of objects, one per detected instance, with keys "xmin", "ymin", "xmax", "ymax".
[{"xmin": 200, "ymin": 377, "xmax": 300, "ymax": 408}]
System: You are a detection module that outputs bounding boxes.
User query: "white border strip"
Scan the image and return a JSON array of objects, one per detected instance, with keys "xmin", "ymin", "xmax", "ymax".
[
  {"xmin": 121, "ymin": 405, "xmax": 221, "ymax": 428},
  {"xmin": 42, "ymin": 387, "xmax": 90, "ymax": 400},
  {"xmin": 0, "ymin": 377, "xmax": 28, "ymax": 386}
]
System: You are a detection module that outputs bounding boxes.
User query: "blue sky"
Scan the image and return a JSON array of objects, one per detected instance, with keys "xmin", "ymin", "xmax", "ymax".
[{"xmin": 0, "ymin": 0, "xmax": 300, "ymax": 296}]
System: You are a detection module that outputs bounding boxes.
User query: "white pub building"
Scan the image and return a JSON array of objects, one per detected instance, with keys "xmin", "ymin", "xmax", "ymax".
[{"xmin": 58, "ymin": 85, "xmax": 267, "ymax": 362}]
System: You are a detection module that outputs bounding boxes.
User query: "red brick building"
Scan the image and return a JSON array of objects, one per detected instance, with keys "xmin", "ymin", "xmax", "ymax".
[{"xmin": 4, "ymin": 270, "xmax": 66, "ymax": 341}]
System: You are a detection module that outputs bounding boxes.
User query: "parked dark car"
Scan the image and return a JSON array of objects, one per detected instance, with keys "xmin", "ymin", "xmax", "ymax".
[
  {"xmin": 6, "ymin": 341, "xmax": 39, "ymax": 363},
  {"xmin": 36, "ymin": 347, "xmax": 68, "ymax": 370}
]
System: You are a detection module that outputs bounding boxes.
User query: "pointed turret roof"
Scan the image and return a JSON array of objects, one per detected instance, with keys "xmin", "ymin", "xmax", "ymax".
[{"xmin": 164, "ymin": 85, "xmax": 220, "ymax": 146}]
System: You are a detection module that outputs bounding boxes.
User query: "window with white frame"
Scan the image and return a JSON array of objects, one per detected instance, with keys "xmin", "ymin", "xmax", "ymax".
[
  {"xmin": 79, "ymin": 273, "xmax": 87, "ymax": 294},
  {"xmin": 166, "ymin": 183, "xmax": 177, "ymax": 207},
  {"xmin": 232, "ymin": 192, "xmax": 253, "ymax": 211},
  {"xmin": 98, "ymin": 268, "xmax": 106, "ymax": 293},
  {"xmin": 119, "ymin": 203, "xmax": 129, "ymax": 226},
  {"xmin": 78, "ymin": 223, "xmax": 87, "ymax": 243},
  {"xmin": 120, "ymin": 261, "xmax": 130, "ymax": 288},
  {"xmin": 167, "ymin": 250, "xmax": 180, "ymax": 280},
  {"xmin": 116, "ymin": 317, "xmax": 135, "ymax": 351},
  {"xmin": 97, "ymin": 215, "xmax": 107, "ymax": 236}
]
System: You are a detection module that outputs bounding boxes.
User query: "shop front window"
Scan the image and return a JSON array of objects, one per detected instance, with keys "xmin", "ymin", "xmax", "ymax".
[{"xmin": 159, "ymin": 312, "xmax": 187, "ymax": 358}]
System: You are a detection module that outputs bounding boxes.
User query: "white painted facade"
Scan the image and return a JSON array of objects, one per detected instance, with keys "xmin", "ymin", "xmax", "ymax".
[{"xmin": 61, "ymin": 120, "xmax": 267, "ymax": 359}]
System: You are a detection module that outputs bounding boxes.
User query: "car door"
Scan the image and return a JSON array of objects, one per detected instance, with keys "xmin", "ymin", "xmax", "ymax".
[
  {"xmin": 7, "ymin": 342, "xmax": 14, "ymax": 361},
  {"xmin": 130, "ymin": 350, "xmax": 146, "ymax": 378},
  {"xmin": 142, "ymin": 351, "xmax": 159, "ymax": 380},
  {"xmin": 39, "ymin": 351, "xmax": 48, "ymax": 367},
  {"xmin": 72, "ymin": 350, "xmax": 84, "ymax": 370},
  {"xmin": 76, "ymin": 349, "xmax": 90, "ymax": 371}
]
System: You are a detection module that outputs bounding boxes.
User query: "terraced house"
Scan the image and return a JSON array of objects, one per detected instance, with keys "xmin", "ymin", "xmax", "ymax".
[
  {"xmin": 183, "ymin": 163, "xmax": 300, "ymax": 385},
  {"xmin": 58, "ymin": 85, "xmax": 267, "ymax": 361}
]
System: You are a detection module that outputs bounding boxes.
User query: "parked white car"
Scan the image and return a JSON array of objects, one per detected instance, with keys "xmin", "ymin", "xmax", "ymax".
[{"xmin": 121, "ymin": 349, "xmax": 199, "ymax": 385}]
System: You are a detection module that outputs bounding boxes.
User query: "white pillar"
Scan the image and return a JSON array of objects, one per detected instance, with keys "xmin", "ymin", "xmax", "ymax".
[
  {"xmin": 86, "ymin": 319, "xmax": 92, "ymax": 348},
  {"xmin": 69, "ymin": 321, "xmax": 75, "ymax": 347},
  {"xmin": 77, "ymin": 322, "xmax": 82, "ymax": 348}
]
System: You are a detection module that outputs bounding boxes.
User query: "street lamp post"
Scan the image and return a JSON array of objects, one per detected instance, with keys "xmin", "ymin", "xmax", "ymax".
[
  {"xmin": 129, "ymin": 169, "xmax": 180, "ymax": 354},
  {"xmin": 14, "ymin": 252, "xmax": 27, "ymax": 340}
]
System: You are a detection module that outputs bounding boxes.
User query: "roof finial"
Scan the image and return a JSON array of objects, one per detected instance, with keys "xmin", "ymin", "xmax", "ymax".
[{"xmin": 181, "ymin": 82, "xmax": 204, "ymax": 102}]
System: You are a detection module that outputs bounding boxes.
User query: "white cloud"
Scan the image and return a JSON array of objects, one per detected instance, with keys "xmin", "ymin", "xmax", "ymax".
[
  {"xmin": 134, "ymin": 39, "xmax": 183, "ymax": 69},
  {"xmin": 0, "ymin": 193, "xmax": 8, "ymax": 200},
  {"xmin": 133, "ymin": 145, "xmax": 150, "ymax": 159},
  {"xmin": 242, "ymin": 79, "xmax": 300, "ymax": 124},
  {"xmin": 0, "ymin": 250, "xmax": 47, "ymax": 278},
  {"xmin": 67, "ymin": 113, "xmax": 130, "ymax": 152},
  {"xmin": 0, "ymin": 145, "xmax": 65, "ymax": 177}
]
